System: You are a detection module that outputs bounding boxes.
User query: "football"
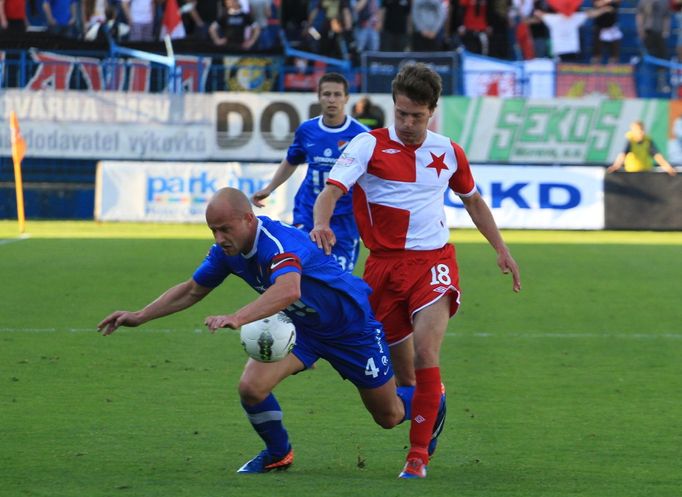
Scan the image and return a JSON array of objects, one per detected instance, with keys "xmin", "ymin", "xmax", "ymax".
[{"xmin": 240, "ymin": 313, "xmax": 296, "ymax": 362}]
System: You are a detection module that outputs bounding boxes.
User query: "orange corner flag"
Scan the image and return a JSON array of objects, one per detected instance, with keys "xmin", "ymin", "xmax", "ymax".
[
  {"xmin": 10, "ymin": 111, "xmax": 26, "ymax": 166},
  {"xmin": 10, "ymin": 111, "xmax": 27, "ymax": 234}
]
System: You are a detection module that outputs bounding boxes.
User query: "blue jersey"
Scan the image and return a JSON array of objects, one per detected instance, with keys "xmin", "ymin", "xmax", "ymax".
[
  {"xmin": 192, "ymin": 216, "xmax": 374, "ymax": 336},
  {"xmin": 286, "ymin": 115, "xmax": 369, "ymax": 222}
]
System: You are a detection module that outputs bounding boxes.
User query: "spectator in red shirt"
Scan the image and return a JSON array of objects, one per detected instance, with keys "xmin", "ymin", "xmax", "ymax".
[
  {"xmin": 0, "ymin": 0, "xmax": 27, "ymax": 32},
  {"xmin": 452, "ymin": 0, "xmax": 492, "ymax": 55}
]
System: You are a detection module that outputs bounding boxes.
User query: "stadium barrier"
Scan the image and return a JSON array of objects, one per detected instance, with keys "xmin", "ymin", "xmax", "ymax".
[{"xmin": 605, "ymin": 172, "xmax": 682, "ymax": 230}]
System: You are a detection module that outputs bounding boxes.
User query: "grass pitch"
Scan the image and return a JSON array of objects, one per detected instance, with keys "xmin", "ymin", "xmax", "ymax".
[{"xmin": 1, "ymin": 222, "xmax": 681, "ymax": 497}]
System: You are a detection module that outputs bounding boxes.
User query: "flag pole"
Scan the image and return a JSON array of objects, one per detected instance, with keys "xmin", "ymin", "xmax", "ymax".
[{"xmin": 10, "ymin": 111, "xmax": 27, "ymax": 234}]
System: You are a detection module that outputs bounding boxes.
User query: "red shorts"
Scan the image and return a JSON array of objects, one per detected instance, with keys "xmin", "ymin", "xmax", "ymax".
[{"xmin": 363, "ymin": 244, "xmax": 461, "ymax": 345}]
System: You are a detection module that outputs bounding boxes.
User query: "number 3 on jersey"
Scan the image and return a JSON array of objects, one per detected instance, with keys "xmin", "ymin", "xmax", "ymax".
[{"xmin": 430, "ymin": 263, "xmax": 452, "ymax": 286}]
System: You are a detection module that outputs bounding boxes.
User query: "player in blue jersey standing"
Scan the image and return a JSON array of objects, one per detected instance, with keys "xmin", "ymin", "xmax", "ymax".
[
  {"xmin": 98, "ymin": 187, "xmax": 419, "ymax": 474},
  {"xmin": 251, "ymin": 73, "xmax": 368, "ymax": 273}
]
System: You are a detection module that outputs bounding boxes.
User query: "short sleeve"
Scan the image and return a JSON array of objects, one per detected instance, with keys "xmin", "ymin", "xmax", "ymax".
[
  {"xmin": 286, "ymin": 125, "xmax": 307, "ymax": 165},
  {"xmin": 267, "ymin": 252, "xmax": 303, "ymax": 285},
  {"xmin": 327, "ymin": 132, "xmax": 375, "ymax": 193},
  {"xmin": 449, "ymin": 142, "xmax": 477, "ymax": 197},
  {"xmin": 193, "ymin": 245, "xmax": 231, "ymax": 288}
]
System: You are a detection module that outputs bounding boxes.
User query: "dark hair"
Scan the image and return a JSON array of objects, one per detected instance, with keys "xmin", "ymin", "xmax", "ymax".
[
  {"xmin": 318, "ymin": 72, "xmax": 349, "ymax": 96},
  {"xmin": 391, "ymin": 63, "xmax": 442, "ymax": 110}
]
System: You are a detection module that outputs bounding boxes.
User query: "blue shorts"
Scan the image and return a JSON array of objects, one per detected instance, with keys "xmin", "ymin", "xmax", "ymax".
[
  {"xmin": 294, "ymin": 211, "xmax": 360, "ymax": 273},
  {"xmin": 291, "ymin": 320, "xmax": 394, "ymax": 390}
]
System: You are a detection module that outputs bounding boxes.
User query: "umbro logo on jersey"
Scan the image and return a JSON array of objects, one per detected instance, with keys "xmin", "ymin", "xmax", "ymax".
[
  {"xmin": 414, "ymin": 415, "xmax": 426, "ymax": 424},
  {"xmin": 381, "ymin": 148, "xmax": 401, "ymax": 154}
]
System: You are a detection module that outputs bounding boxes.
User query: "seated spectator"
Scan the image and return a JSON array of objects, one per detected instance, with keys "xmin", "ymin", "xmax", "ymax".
[
  {"xmin": 0, "ymin": 0, "xmax": 27, "ymax": 33},
  {"xmin": 354, "ymin": 0, "xmax": 380, "ymax": 52},
  {"xmin": 607, "ymin": 121, "xmax": 677, "ymax": 176},
  {"xmin": 352, "ymin": 96, "xmax": 384, "ymax": 129},
  {"xmin": 306, "ymin": 0, "xmax": 354, "ymax": 60},
  {"xmin": 209, "ymin": 0, "xmax": 260, "ymax": 49},
  {"xmin": 42, "ymin": 0, "xmax": 78, "ymax": 37},
  {"xmin": 411, "ymin": 0, "xmax": 446, "ymax": 51},
  {"xmin": 534, "ymin": 4, "xmax": 613, "ymax": 62},
  {"xmin": 377, "ymin": 0, "xmax": 411, "ymax": 52},
  {"xmin": 591, "ymin": 0, "xmax": 621, "ymax": 64}
]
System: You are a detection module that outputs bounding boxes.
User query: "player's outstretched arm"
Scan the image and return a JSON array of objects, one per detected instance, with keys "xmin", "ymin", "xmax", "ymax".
[
  {"xmin": 204, "ymin": 272, "xmax": 301, "ymax": 333},
  {"xmin": 311, "ymin": 184, "xmax": 344, "ymax": 255},
  {"xmin": 98, "ymin": 279, "xmax": 213, "ymax": 336},
  {"xmin": 460, "ymin": 192, "xmax": 522, "ymax": 293},
  {"xmin": 251, "ymin": 159, "xmax": 299, "ymax": 207}
]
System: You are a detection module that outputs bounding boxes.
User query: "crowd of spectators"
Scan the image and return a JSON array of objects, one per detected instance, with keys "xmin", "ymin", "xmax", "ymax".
[{"xmin": 1, "ymin": 0, "xmax": 682, "ymax": 66}]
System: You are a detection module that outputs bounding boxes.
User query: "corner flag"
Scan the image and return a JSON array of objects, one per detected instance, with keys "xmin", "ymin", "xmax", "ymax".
[{"xmin": 10, "ymin": 111, "xmax": 26, "ymax": 234}]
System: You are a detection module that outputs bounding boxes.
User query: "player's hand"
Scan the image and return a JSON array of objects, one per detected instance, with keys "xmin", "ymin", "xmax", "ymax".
[
  {"xmin": 97, "ymin": 311, "xmax": 143, "ymax": 336},
  {"xmin": 251, "ymin": 188, "xmax": 271, "ymax": 208},
  {"xmin": 497, "ymin": 250, "xmax": 521, "ymax": 293},
  {"xmin": 309, "ymin": 226, "xmax": 336, "ymax": 255},
  {"xmin": 204, "ymin": 314, "xmax": 240, "ymax": 333}
]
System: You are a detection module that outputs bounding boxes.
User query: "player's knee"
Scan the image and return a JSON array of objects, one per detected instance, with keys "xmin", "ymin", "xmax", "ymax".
[
  {"xmin": 371, "ymin": 407, "xmax": 402, "ymax": 429},
  {"xmin": 413, "ymin": 345, "xmax": 440, "ymax": 370},
  {"xmin": 238, "ymin": 378, "xmax": 269, "ymax": 405}
]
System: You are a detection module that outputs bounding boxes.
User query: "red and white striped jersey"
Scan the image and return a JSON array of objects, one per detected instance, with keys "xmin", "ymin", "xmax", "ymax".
[{"xmin": 327, "ymin": 126, "xmax": 477, "ymax": 252}]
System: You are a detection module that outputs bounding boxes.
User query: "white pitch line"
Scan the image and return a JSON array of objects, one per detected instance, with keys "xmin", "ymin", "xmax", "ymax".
[
  {"xmin": 0, "ymin": 234, "xmax": 31, "ymax": 246},
  {"xmin": 0, "ymin": 328, "xmax": 681, "ymax": 339},
  {"xmin": 0, "ymin": 327, "xmax": 206, "ymax": 334}
]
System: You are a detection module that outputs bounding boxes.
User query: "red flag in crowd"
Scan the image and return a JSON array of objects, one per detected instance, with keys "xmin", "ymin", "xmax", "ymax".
[
  {"xmin": 547, "ymin": 0, "xmax": 583, "ymax": 16},
  {"xmin": 161, "ymin": 0, "xmax": 186, "ymax": 39}
]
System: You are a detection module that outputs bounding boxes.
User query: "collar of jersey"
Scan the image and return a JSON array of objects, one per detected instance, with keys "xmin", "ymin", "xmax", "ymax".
[
  {"xmin": 242, "ymin": 218, "xmax": 262, "ymax": 259},
  {"xmin": 317, "ymin": 115, "xmax": 351, "ymax": 133}
]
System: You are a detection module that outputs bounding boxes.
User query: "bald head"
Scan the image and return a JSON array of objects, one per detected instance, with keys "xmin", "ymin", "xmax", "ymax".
[
  {"xmin": 206, "ymin": 188, "xmax": 257, "ymax": 256},
  {"xmin": 207, "ymin": 187, "xmax": 254, "ymax": 217}
]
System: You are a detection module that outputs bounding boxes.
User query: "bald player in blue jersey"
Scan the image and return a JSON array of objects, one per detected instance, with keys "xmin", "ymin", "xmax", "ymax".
[
  {"xmin": 251, "ymin": 73, "xmax": 368, "ymax": 273},
  {"xmin": 98, "ymin": 187, "xmax": 421, "ymax": 475}
]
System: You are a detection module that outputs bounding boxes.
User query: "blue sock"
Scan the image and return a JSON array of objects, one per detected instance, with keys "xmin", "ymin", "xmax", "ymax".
[
  {"xmin": 242, "ymin": 393, "xmax": 290, "ymax": 458},
  {"xmin": 397, "ymin": 385, "xmax": 415, "ymax": 423}
]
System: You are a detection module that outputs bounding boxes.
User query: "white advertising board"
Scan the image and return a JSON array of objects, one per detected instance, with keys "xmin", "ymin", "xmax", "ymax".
[
  {"xmin": 446, "ymin": 166, "xmax": 605, "ymax": 230},
  {"xmin": 96, "ymin": 162, "xmax": 604, "ymax": 230},
  {"xmin": 95, "ymin": 161, "xmax": 305, "ymax": 223}
]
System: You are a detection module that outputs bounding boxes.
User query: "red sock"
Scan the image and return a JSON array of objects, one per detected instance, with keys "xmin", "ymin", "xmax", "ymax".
[{"xmin": 408, "ymin": 367, "xmax": 441, "ymax": 464}]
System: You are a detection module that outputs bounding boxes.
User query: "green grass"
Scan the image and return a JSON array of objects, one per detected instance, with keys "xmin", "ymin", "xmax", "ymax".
[{"xmin": 1, "ymin": 223, "xmax": 681, "ymax": 497}]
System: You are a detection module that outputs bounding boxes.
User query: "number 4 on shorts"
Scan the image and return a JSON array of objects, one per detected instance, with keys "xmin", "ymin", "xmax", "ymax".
[{"xmin": 365, "ymin": 357, "xmax": 379, "ymax": 378}]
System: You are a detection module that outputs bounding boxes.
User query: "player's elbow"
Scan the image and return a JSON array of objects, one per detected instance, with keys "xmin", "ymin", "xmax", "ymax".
[{"xmin": 281, "ymin": 285, "xmax": 301, "ymax": 306}]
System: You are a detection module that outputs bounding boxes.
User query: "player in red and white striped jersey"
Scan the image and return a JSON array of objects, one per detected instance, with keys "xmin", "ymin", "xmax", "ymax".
[{"xmin": 311, "ymin": 63, "xmax": 521, "ymax": 479}]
